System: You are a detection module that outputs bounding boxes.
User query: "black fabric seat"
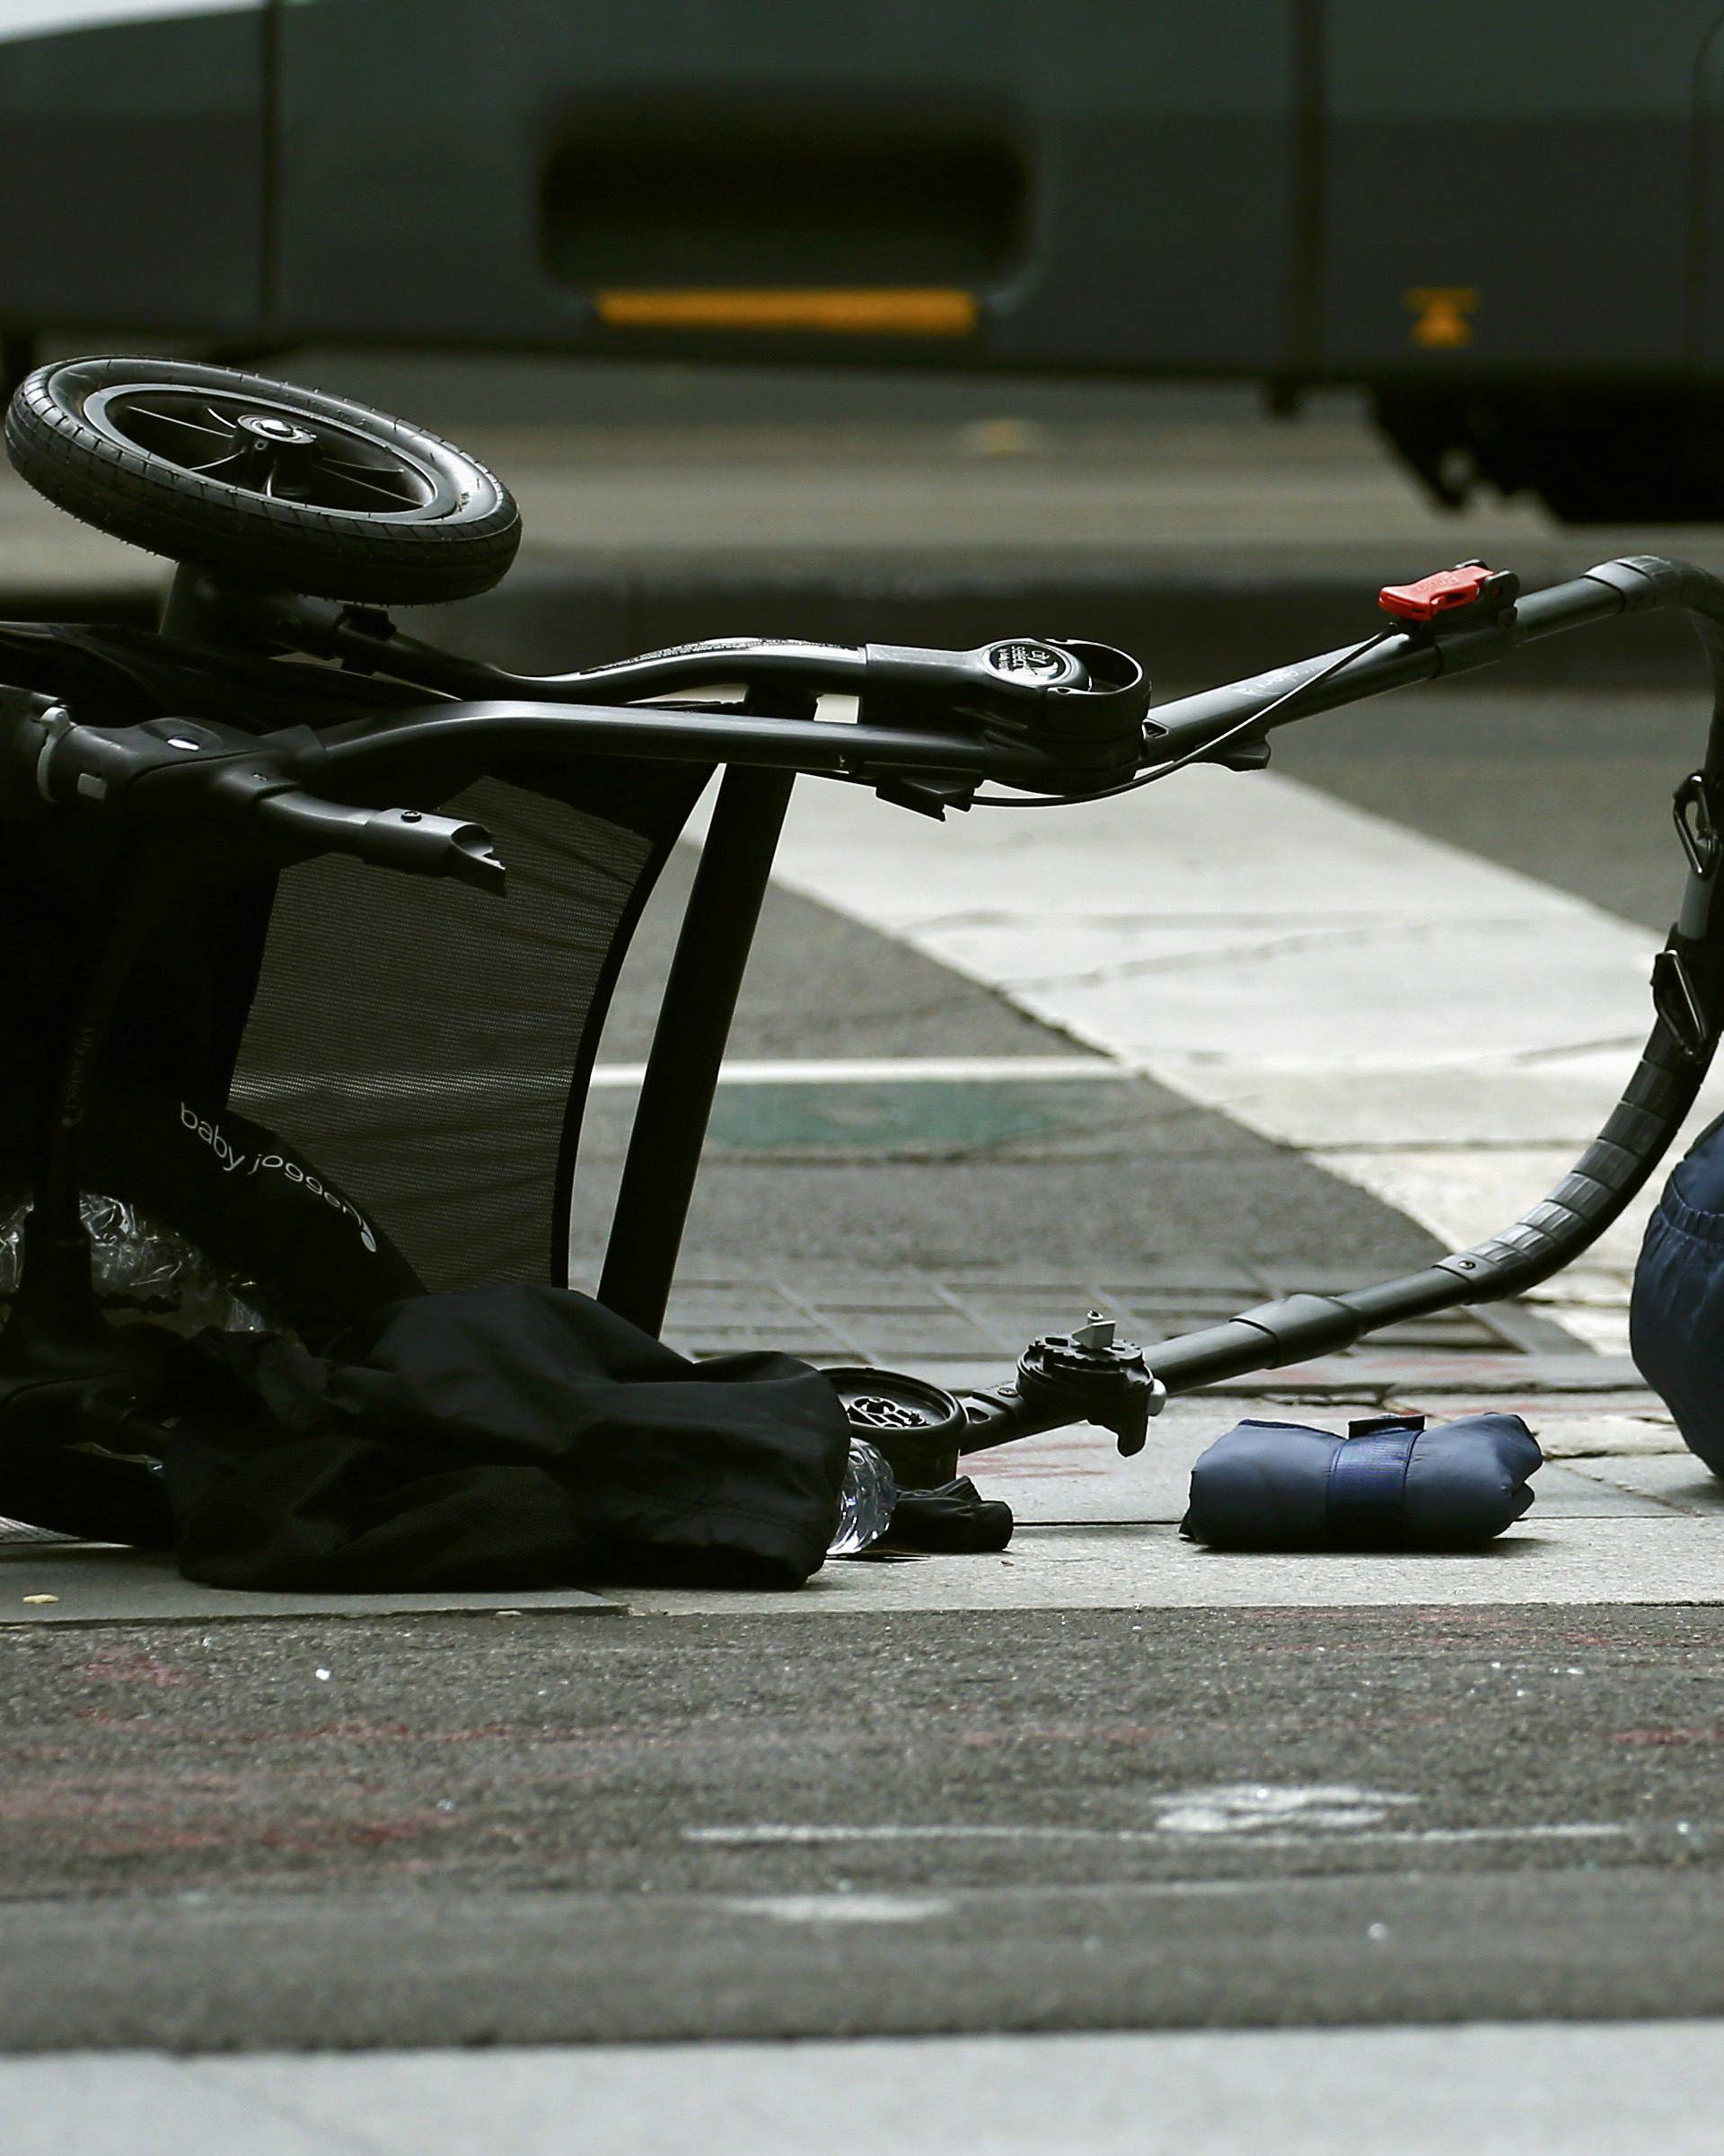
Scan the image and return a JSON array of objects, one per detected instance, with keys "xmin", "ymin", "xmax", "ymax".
[{"xmin": 0, "ymin": 630, "xmax": 713, "ymax": 1338}]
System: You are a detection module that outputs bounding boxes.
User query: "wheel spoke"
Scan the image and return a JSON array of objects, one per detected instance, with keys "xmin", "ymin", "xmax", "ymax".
[
  {"xmin": 185, "ymin": 450, "xmax": 248, "ymax": 479},
  {"xmin": 101, "ymin": 387, "xmax": 437, "ymax": 514},
  {"xmin": 132, "ymin": 407, "xmax": 229, "ymax": 444},
  {"xmin": 319, "ymin": 464, "xmax": 418, "ymax": 506},
  {"xmin": 323, "ymin": 455, "xmax": 421, "ymax": 500}
]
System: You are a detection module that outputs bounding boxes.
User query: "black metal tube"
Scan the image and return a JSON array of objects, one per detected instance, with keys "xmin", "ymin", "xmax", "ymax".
[
  {"xmin": 985, "ymin": 1000, "xmax": 1718, "ymax": 1408},
  {"xmin": 1143, "ymin": 570, "xmax": 1633, "ymax": 765},
  {"xmin": 1145, "ymin": 633, "xmax": 1447, "ymax": 759},
  {"xmin": 348, "ymin": 627, "xmax": 866, "ymax": 708},
  {"xmin": 307, "ymin": 699, "xmax": 1024, "ymax": 786},
  {"xmin": 596, "ymin": 765, "xmax": 795, "ymax": 1337},
  {"xmin": 1133, "ymin": 553, "xmax": 1724, "ymax": 1396}
]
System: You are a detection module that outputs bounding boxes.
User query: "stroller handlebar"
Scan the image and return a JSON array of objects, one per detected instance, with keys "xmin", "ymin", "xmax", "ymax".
[
  {"xmin": 247, "ymin": 585, "xmax": 1151, "ymax": 779},
  {"xmin": 1136, "ymin": 559, "xmax": 1664, "ymax": 765},
  {"xmin": 9, "ymin": 556, "xmax": 1719, "ymax": 828},
  {"xmin": 242, "ymin": 553, "xmax": 1724, "ymax": 800}
]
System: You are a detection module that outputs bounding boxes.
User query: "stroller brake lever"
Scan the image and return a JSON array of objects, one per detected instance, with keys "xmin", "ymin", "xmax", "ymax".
[{"xmin": 193, "ymin": 764, "xmax": 505, "ymax": 891}]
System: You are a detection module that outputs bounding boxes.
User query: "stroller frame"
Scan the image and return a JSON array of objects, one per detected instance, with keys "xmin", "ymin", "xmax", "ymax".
[{"xmin": 5, "ymin": 547, "xmax": 1724, "ymax": 1481}]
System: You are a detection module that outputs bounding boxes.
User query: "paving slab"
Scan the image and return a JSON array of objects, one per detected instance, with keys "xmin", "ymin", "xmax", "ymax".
[
  {"xmin": 617, "ymin": 1516, "xmax": 1722, "ymax": 1616},
  {"xmin": 647, "ymin": 1265, "xmax": 1552, "ymax": 1364},
  {"xmin": 946, "ymin": 1404, "xmax": 1678, "ymax": 1527},
  {"xmin": 0, "ymin": 2020, "xmax": 1697, "ymax": 2156},
  {"xmin": 196, "ymin": 2021, "xmax": 1724, "ymax": 2156},
  {"xmin": 0, "ymin": 2054, "xmax": 341, "ymax": 2156},
  {"xmin": 912, "ymin": 1350, "xmax": 1666, "ymax": 1411},
  {"xmin": 0, "ymin": 1375, "xmax": 1684, "ymax": 1625},
  {"xmin": 0, "ymin": 1543, "xmax": 617, "ymax": 1626},
  {"xmin": 1560, "ymin": 1453, "xmax": 1724, "ymax": 1513}
]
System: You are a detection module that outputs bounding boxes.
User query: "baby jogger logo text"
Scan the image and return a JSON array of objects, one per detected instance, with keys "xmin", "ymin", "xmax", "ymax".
[{"xmin": 178, "ymin": 1103, "xmax": 379, "ymax": 1252}]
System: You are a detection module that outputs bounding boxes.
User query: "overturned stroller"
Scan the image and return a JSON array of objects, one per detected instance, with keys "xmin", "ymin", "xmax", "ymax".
[{"xmin": 2, "ymin": 357, "xmax": 1721, "ymax": 1586}]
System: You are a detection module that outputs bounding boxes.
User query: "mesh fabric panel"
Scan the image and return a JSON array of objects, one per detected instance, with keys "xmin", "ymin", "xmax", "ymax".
[{"xmin": 230, "ymin": 771, "xmax": 697, "ymax": 1294}]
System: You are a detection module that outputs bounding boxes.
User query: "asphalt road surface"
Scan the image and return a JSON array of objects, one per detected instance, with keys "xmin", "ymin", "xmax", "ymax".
[{"xmin": 5, "ymin": 1603, "xmax": 1724, "ymax": 2052}]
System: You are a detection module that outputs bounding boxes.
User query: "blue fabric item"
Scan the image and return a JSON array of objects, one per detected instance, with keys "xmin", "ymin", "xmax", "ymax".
[
  {"xmin": 1181, "ymin": 1412, "xmax": 1542, "ymax": 1550},
  {"xmin": 1325, "ymin": 1416, "xmax": 1421, "ymax": 1540},
  {"xmin": 1631, "ymin": 1110, "xmax": 1724, "ymax": 1474}
]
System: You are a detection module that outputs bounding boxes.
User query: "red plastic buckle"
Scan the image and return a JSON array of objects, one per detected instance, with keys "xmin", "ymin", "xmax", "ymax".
[{"xmin": 1377, "ymin": 561, "xmax": 1499, "ymax": 625}]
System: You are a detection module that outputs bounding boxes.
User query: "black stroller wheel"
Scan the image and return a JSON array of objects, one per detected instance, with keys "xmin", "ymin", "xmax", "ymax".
[{"xmin": 5, "ymin": 356, "xmax": 521, "ymax": 604}]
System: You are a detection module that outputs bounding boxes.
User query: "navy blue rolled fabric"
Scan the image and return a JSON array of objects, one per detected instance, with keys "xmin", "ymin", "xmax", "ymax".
[
  {"xmin": 1182, "ymin": 1412, "xmax": 1542, "ymax": 1550},
  {"xmin": 1632, "ymin": 1111, "xmax": 1724, "ymax": 1474}
]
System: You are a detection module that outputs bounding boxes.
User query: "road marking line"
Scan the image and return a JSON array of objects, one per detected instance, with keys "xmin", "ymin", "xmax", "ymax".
[
  {"xmin": 687, "ymin": 1822, "xmax": 1630, "ymax": 1848},
  {"xmin": 0, "ymin": 0, "xmax": 244, "ymax": 42},
  {"xmin": 724, "ymin": 1894, "xmax": 952, "ymax": 1924},
  {"xmin": 1153, "ymin": 1782, "xmax": 1414, "ymax": 1834},
  {"xmin": 246, "ymin": 1057, "xmax": 1120, "ymax": 1101},
  {"xmin": 586, "ymin": 1056, "xmax": 1120, "ymax": 1087}
]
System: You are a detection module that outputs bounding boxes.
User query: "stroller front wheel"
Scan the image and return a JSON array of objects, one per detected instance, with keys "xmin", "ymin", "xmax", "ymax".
[{"xmin": 4, "ymin": 356, "xmax": 521, "ymax": 605}]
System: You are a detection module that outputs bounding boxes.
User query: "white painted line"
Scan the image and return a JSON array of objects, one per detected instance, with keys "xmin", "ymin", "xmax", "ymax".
[
  {"xmin": 1152, "ymin": 1782, "xmax": 1413, "ymax": 1834},
  {"xmin": 760, "ymin": 768, "xmax": 1693, "ymax": 1333},
  {"xmin": 585, "ymin": 1055, "xmax": 1120, "ymax": 1087},
  {"xmin": 244, "ymin": 1056, "xmax": 1119, "ymax": 1100},
  {"xmin": 687, "ymin": 1821, "xmax": 1629, "ymax": 1849},
  {"xmin": 0, "ymin": 2048, "xmax": 340, "ymax": 2156},
  {"xmin": 724, "ymin": 1893, "xmax": 952, "ymax": 1924},
  {"xmin": 690, "ymin": 1825, "xmax": 1151, "ymax": 1845},
  {"xmin": 0, "ymin": 0, "xmax": 248, "ymax": 40},
  {"xmin": 1380, "ymin": 1824, "xmax": 1632, "ymax": 1844}
]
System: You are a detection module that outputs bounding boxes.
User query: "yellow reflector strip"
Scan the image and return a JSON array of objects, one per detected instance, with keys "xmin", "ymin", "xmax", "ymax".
[{"xmin": 594, "ymin": 287, "xmax": 979, "ymax": 336}]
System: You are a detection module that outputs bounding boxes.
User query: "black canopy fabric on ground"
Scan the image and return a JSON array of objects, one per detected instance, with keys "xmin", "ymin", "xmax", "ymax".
[
  {"xmin": 0, "ymin": 1285, "xmax": 855, "ymax": 1591},
  {"xmin": 1182, "ymin": 1412, "xmax": 1542, "ymax": 1550}
]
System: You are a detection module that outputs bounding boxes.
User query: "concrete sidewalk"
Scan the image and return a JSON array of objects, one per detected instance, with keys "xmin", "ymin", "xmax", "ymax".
[
  {"xmin": 12, "ymin": 2020, "xmax": 1724, "ymax": 2156},
  {"xmin": 622, "ymin": 1365, "xmax": 1710, "ymax": 1617},
  {"xmin": 0, "ymin": 1360, "xmax": 1701, "ymax": 1629}
]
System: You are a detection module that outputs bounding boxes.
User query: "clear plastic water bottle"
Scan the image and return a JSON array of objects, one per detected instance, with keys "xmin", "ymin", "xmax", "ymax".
[{"xmin": 828, "ymin": 1437, "xmax": 899, "ymax": 1556}]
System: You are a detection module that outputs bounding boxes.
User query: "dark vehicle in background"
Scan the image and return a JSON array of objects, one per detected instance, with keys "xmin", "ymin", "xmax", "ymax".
[{"xmin": 6, "ymin": 0, "xmax": 1724, "ymax": 519}]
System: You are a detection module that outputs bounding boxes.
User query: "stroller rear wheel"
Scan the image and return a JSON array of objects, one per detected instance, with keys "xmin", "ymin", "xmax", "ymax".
[{"xmin": 5, "ymin": 356, "xmax": 521, "ymax": 605}]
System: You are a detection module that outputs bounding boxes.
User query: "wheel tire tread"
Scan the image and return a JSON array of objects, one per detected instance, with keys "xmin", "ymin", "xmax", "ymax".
[{"xmin": 4, "ymin": 357, "xmax": 523, "ymax": 604}]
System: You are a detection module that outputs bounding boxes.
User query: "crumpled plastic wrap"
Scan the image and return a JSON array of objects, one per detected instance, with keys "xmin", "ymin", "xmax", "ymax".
[{"xmin": 0, "ymin": 1192, "xmax": 279, "ymax": 1337}]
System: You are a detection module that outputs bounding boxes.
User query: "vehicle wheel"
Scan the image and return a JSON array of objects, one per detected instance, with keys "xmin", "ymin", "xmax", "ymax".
[
  {"xmin": 1374, "ymin": 388, "xmax": 1724, "ymax": 524},
  {"xmin": 5, "ymin": 356, "xmax": 521, "ymax": 603}
]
